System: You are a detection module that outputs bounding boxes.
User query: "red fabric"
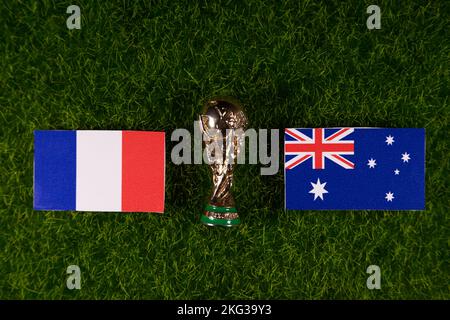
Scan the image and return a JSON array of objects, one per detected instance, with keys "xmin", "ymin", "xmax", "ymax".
[{"xmin": 122, "ymin": 131, "xmax": 165, "ymax": 213}]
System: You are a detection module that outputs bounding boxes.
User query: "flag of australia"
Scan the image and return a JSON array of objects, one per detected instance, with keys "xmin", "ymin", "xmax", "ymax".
[{"xmin": 284, "ymin": 128, "xmax": 425, "ymax": 210}]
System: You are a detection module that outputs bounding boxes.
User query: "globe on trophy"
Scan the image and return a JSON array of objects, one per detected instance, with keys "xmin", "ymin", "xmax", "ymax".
[{"xmin": 199, "ymin": 97, "xmax": 247, "ymax": 227}]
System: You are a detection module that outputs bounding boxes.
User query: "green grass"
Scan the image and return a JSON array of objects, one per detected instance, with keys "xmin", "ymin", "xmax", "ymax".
[{"xmin": 0, "ymin": 0, "xmax": 448, "ymax": 299}]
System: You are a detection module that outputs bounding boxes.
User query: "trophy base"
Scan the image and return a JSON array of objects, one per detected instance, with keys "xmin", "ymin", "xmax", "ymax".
[{"xmin": 201, "ymin": 205, "xmax": 240, "ymax": 227}]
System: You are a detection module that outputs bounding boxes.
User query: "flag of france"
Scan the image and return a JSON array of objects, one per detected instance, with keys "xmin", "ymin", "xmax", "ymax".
[{"xmin": 34, "ymin": 130, "xmax": 165, "ymax": 213}]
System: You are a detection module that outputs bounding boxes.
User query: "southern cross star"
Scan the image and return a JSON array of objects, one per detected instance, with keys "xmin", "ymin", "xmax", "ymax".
[
  {"xmin": 385, "ymin": 135, "xmax": 395, "ymax": 145},
  {"xmin": 385, "ymin": 191, "xmax": 395, "ymax": 202},
  {"xmin": 367, "ymin": 158, "xmax": 377, "ymax": 168},
  {"xmin": 401, "ymin": 152, "xmax": 411, "ymax": 163}
]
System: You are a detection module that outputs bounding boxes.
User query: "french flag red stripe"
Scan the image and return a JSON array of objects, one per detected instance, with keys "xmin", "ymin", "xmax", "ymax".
[{"xmin": 122, "ymin": 131, "xmax": 165, "ymax": 213}]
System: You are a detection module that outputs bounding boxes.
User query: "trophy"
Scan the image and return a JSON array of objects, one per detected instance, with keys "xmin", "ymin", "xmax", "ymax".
[{"xmin": 199, "ymin": 97, "xmax": 247, "ymax": 227}]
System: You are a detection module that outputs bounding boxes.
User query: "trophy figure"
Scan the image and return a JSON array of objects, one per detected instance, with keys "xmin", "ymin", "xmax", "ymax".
[{"xmin": 199, "ymin": 97, "xmax": 247, "ymax": 227}]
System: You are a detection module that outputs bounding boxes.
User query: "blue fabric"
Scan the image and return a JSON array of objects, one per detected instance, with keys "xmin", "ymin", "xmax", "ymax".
[
  {"xmin": 34, "ymin": 130, "xmax": 76, "ymax": 210},
  {"xmin": 285, "ymin": 128, "xmax": 425, "ymax": 210}
]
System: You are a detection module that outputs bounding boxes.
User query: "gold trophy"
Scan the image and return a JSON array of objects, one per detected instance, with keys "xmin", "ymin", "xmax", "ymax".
[{"xmin": 199, "ymin": 97, "xmax": 247, "ymax": 227}]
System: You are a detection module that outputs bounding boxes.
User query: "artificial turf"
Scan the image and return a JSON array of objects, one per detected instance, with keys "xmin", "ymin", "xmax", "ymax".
[{"xmin": 0, "ymin": 0, "xmax": 448, "ymax": 299}]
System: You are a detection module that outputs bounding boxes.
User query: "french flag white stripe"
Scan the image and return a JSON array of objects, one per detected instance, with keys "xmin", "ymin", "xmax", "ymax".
[{"xmin": 76, "ymin": 131, "xmax": 122, "ymax": 211}]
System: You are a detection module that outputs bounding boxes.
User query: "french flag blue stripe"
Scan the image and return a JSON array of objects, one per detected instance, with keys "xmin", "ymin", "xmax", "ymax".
[{"xmin": 34, "ymin": 130, "xmax": 76, "ymax": 210}]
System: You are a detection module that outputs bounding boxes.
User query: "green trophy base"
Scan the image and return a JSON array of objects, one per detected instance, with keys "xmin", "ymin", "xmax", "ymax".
[{"xmin": 201, "ymin": 204, "xmax": 240, "ymax": 227}]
